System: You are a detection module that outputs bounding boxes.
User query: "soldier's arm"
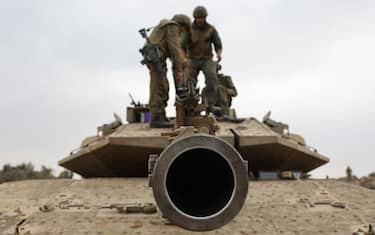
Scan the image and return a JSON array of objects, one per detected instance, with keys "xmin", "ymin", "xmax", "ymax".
[
  {"xmin": 212, "ymin": 28, "xmax": 223, "ymax": 61},
  {"xmin": 180, "ymin": 32, "xmax": 190, "ymax": 67},
  {"xmin": 180, "ymin": 49, "xmax": 189, "ymax": 68},
  {"xmin": 226, "ymin": 76, "xmax": 238, "ymax": 97},
  {"xmin": 166, "ymin": 24, "xmax": 184, "ymax": 81},
  {"xmin": 180, "ymin": 32, "xmax": 189, "ymax": 53}
]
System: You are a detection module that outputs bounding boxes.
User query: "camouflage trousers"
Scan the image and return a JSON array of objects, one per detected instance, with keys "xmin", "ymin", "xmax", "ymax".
[
  {"xmin": 217, "ymin": 85, "xmax": 232, "ymax": 115},
  {"xmin": 148, "ymin": 59, "xmax": 169, "ymax": 121},
  {"xmin": 188, "ymin": 58, "xmax": 217, "ymax": 107},
  {"xmin": 202, "ymin": 85, "xmax": 232, "ymax": 115}
]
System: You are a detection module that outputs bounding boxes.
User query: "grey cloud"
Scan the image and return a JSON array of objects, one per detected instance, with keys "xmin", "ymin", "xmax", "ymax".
[{"xmin": 0, "ymin": 0, "xmax": 374, "ymax": 177}]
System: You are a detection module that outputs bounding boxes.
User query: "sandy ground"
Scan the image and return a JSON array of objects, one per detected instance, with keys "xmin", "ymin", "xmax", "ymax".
[{"xmin": 0, "ymin": 178, "xmax": 374, "ymax": 235}]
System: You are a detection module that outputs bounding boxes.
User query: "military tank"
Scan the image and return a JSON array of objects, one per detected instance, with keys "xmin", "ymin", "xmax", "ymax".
[
  {"xmin": 59, "ymin": 104, "xmax": 328, "ymax": 179},
  {"xmin": 57, "ymin": 87, "xmax": 329, "ymax": 231},
  {"xmin": 4, "ymin": 92, "xmax": 375, "ymax": 235}
]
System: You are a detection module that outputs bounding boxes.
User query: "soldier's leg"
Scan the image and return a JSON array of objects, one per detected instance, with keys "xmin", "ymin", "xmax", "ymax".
[
  {"xmin": 188, "ymin": 59, "xmax": 200, "ymax": 88},
  {"xmin": 217, "ymin": 85, "xmax": 229, "ymax": 115},
  {"xmin": 148, "ymin": 62, "xmax": 169, "ymax": 122},
  {"xmin": 202, "ymin": 59, "xmax": 218, "ymax": 108},
  {"xmin": 201, "ymin": 86, "xmax": 208, "ymax": 105},
  {"xmin": 160, "ymin": 76, "xmax": 169, "ymax": 121},
  {"xmin": 161, "ymin": 74, "xmax": 169, "ymax": 115}
]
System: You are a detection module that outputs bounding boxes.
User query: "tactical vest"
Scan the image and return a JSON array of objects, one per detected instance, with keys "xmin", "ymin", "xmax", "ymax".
[
  {"xmin": 187, "ymin": 23, "xmax": 216, "ymax": 59},
  {"xmin": 218, "ymin": 74, "xmax": 230, "ymax": 87},
  {"xmin": 218, "ymin": 74, "xmax": 237, "ymax": 96},
  {"xmin": 148, "ymin": 19, "xmax": 179, "ymax": 57}
]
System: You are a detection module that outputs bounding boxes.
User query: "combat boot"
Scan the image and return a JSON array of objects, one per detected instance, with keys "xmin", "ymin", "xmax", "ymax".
[
  {"xmin": 150, "ymin": 119, "xmax": 173, "ymax": 128},
  {"xmin": 207, "ymin": 105, "xmax": 222, "ymax": 116},
  {"xmin": 149, "ymin": 113, "xmax": 173, "ymax": 128}
]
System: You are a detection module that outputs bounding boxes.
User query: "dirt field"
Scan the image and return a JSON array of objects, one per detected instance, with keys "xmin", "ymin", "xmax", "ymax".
[{"xmin": 1, "ymin": 179, "xmax": 374, "ymax": 234}]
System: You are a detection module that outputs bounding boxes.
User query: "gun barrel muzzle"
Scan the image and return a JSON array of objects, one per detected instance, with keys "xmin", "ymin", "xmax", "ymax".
[{"xmin": 150, "ymin": 134, "xmax": 248, "ymax": 231}]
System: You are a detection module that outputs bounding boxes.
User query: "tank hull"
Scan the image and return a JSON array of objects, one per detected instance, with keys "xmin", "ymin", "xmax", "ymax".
[{"xmin": 59, "ymin": 118, "xmax": 329, "ymax": 177}]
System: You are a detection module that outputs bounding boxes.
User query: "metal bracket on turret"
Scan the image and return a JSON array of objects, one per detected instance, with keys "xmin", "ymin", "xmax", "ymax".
[
  {"xmin": 174, "ymin": 79, "xmax": 219, "ymax": 135},
  {"xmin": 161, "ymin": 126, "xmax": 198, "ymax": 140},
  {"xmin": 148, "ymin": 154, "xmax": 159, "ymax": 187}
]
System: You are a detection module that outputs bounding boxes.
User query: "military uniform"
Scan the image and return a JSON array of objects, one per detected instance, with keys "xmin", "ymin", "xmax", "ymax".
[
  {"xmin": 145, "ymin": 17, "xmax": 188, "ymax": 127},
  {"xmin": 216, "ymin": 73, "xmax": 237, "ymax": 115},
  {"xmin": 202, "ymin": 72, "xmax": 237, "ymax": 116},
  {"xmin": 180, "ymin": 7, "xmax": 222, "ymax": 109}
]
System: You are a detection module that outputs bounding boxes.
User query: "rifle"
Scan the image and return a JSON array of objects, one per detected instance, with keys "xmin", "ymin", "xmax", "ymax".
[
  {"xmin": 129, "ymin": 93, "xmax": 141, "ymax": 107},
  {"xmin": 138, "ymin": 28, "xmax": 164, "ymax": 75}
]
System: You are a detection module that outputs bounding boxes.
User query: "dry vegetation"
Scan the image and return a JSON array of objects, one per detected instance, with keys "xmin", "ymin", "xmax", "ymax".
[
  {"xmin": 0, "ymin": 162, "xmax": 73, "ymax": 183},
  {"xmin": 336, "ymin": 167, "xmax": 375, "ymax": 190}
]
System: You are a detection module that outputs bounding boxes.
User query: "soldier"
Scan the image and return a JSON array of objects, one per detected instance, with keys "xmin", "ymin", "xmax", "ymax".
[
  {"xmin": 202, "ymin": 63, "xmax": 237, "ymax": 117},
  {"xmin": 216, "ymin": 64, "xmax": 237, "ymax": 116},
  {"xmin": 144, "ymin": 14, "xmax": 191, "ymax": 128},
  {"xmin": 181, "ymin": 6, "xmax": 222, "ymax": 113}
]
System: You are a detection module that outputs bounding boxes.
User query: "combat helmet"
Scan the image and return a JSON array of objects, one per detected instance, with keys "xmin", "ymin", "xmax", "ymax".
[
  {"xmin": 172, "ymin": 14, "xmax": 191, "ymax": 28},
  {"xmin": 193, "ymin": 6, "xmax": 208, "ymax": 18}
]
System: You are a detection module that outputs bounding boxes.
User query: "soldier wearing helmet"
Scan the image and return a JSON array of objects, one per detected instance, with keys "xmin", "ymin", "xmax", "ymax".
[
  {"xmin": 202, "ymin": 63, "xmax": 237, "ymax": 117},
  {"xmin": 181, "ymin": 6, "xmax": 223, "ymax": 113},
  {"xmin": 145, "ymin": 14, "xmax": 191, "ymax": 128},
  {"xmin": 215, "ymin": 63, "xmax": 237, "ymax": 116}
]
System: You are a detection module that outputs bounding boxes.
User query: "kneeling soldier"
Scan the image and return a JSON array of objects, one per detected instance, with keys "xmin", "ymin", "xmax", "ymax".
[
  {"xmin": 202, "ymin": 63, "xmax": 237, "ymax": 117},
  {"xmin": 216, "ymin": 63, "xmax": 237, "ymax": 116}
]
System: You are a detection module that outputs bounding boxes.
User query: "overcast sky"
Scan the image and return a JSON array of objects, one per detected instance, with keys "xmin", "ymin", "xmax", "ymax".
[{"xmin": 0, "ymin": 0, "xmax": 374, "ymax": 178}]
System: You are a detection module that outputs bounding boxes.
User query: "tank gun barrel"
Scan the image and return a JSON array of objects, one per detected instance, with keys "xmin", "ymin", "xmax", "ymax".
[{"xmin": 149, "ymin": 134, "xmax": 248, "ymax": 231}]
